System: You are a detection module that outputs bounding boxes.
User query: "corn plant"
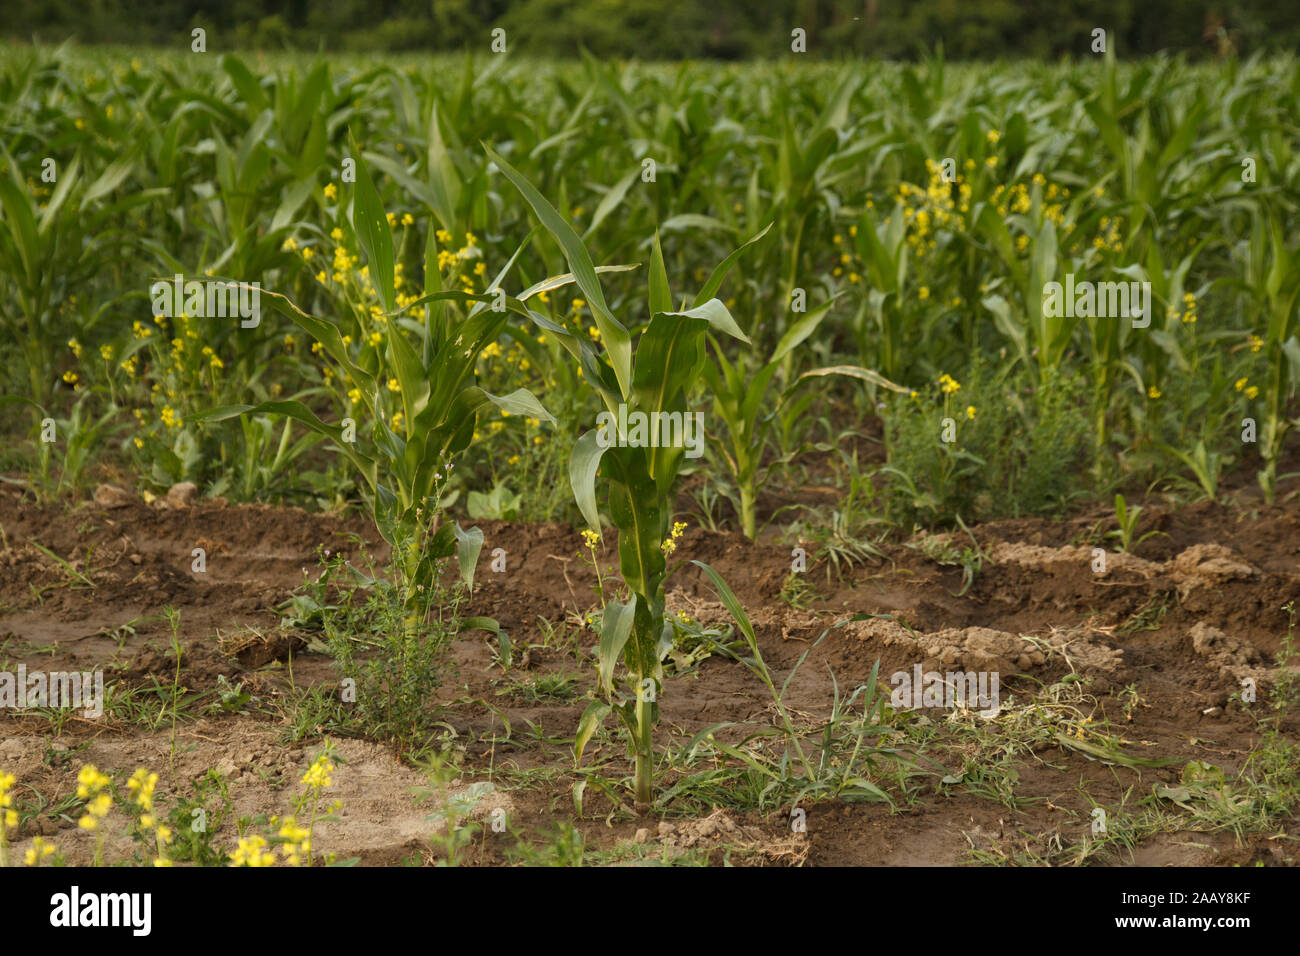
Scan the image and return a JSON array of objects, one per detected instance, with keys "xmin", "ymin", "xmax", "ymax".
[
  {"xmin": 486, "ymin": 145, "xmax": 763, "ymax": 813},
  {"xmin": 1243, "ymin": 213, "xmax": 1300, "ymax": 502},
  {"xmin": 0, "ymin": 144, "xmax": 143, "ymax": 405},
  {"xmin": 1107, "ymin": 493, "xmax": 1161, "ymax": 554},
  {"xmin": 704, "ymin": 293, "xmax": 906, "ymax": 538},
  {"xmin": 198, "ymin": 149, "xmax": 552, "ymax": 612}
]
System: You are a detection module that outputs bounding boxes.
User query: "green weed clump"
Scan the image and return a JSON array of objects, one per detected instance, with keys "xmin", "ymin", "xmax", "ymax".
[
  {"xmin": 288, "ymin": 549, "xmax": 472, "ymax": 749},
  {"xmin": 882, "ymin": 362, "xmax": 1092, "ymax": 524}
]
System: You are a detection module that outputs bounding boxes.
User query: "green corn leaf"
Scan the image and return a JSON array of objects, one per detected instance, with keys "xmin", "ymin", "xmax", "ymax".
[
  {"xmin": 574, "ymin": 700, "xmax": 611, "ymax": 764},
  {"xmin": 348, "ymin": 135, "xmax": 396, "ymax": 313},
  {"xmin": 794, "ymin": 365, "xmax": 909, "ymax": 394},
  {"xmin": 584, "ymin": 167, "xmax": 640, "ymax": 238},
  {"xmin": 518, "ymin": 264, "xmax": 640, "ymax": 302},
  {"xmin": 483, "ymin": 143, "xmax": 632, "ymax": 398},
  {"xmin": 452, "ymin": 522, "xmax": 484, "ymax": 591},
  {"xmin": 598, "ymin": 600, "xmax": 636, "ymax": 693},
  {"xmin": 648, "ymin": 232, "xmax": 672, "ymax": 316},
  {"xmin": 771, "ymin": 295, "xmax": 838, "ymax": 364},
  {"xmin": 569, "ymin": 428, "xmax": 608, "ymax": 531},
  {"xmin": 692, "ymin": 222, "xmax": 773, "ymax": 308}
]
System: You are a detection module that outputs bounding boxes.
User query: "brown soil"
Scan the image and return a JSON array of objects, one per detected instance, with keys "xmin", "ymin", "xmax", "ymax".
[{"xmin": 1, "ymin": 485, "xmax": 1297, "ymax": 866}]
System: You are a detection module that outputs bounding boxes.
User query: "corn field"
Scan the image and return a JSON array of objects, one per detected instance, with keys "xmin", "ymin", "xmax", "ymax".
[{"xmin": 1, "ymin": 39, "xmax": 1299, "ymax": 880}]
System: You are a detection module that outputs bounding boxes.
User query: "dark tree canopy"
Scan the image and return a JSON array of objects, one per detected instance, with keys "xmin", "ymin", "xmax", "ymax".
[{"xmin": 4, "ymin": 0, "xmax": 1297, "ymax": 58}]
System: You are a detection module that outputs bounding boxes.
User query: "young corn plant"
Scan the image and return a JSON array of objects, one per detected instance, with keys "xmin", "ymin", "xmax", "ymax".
[
  {"xmin": 1246, "ymin": 213, "xmax": 1300, "ymax": 502},
  {"xmin": 704, "ymin": 292, "xmax": 906, "ymax": 539},
  {"xmin": 486, "ymin": 145, "xmax": 758, "ymax": 814},
  {"xmin": 198, "ymin": 147, "xmax": 552, "ymax": 616},
  {"xmin": 1107, "ymin": 493, "xmax": 1161, "ymax": 554},
  {"xmin": 0, "ymin": 143, "xmax": 143, "ymax": 405}
]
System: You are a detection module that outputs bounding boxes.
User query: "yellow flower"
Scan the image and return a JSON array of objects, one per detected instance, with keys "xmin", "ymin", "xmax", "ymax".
[
  {"xmin": 1245, "ymin": 386, "xmax": 1259, "ymax": 400},
  {"xmin": 401, "ymin": 213, "xmax": 414, "ymax": 226},
  {"xmin": 347, "ymin": 388, "xmax": 361, "ymax": 405},
  {"xmin": 1248, "ymin": 334, "xmax": 1264, "ymax": 353},
  {"xmin": 1147, "ymin": 385, "xmax": 1161, "ymax": 399},
  {"xmin": 301, "ymin": 754, "xmax": 335, "ymax": 789},
  {"xmin": 282, "ymin": 237, "xmax": 297, "ymax": 251},
  {"xmin": 323, "ymin": 183, "xmax": 338, "ymax": 200},
  {"xmin": 436, "ymin": 229, "xmax": 452, "ymax": 244},
  {"xmin": 985, "ymin": 156, "xmax": 998, "ymax": 168},
  {"xmin": 387, "ymin": 378, "xmax": 400, "ymax": 393},
  {"xmin": 939, "ymin": 373, "xmax": 961, "ymax": 395},
  {"xmin": 918, "ymin": 286, "xmax": 930, "ymax": 300},
  {"xmin": 965, "ymin": 405, "xmax": 976, "ymax": 420},
  {"xmin": 230, "ymin": 835, "xmax": 275, "ymax": 867},
  {"xmin": 986, "ymin": 129, "xmax": 1000, "ymax": 144},
  {"xmin": 330, "ymin": 227, "xmax": 344, "ymax": 241},
  {"xmin": 661, "ymin": 521, "xmax": 688, "ymax": 556},
  {"xmin": 581, "ymin": 529, "xmax": 600, "ymax": 549},
  {"xmin": 62, "ymin": 370, "xmax": 78, "ymax": 385},
  {"xmin": 24, "ymin": 837, "xmax": 57, "ymax": 868},
  {"xmin": 1235, "ymin": 377, "xmax": 1248, "ymax": 392}
]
